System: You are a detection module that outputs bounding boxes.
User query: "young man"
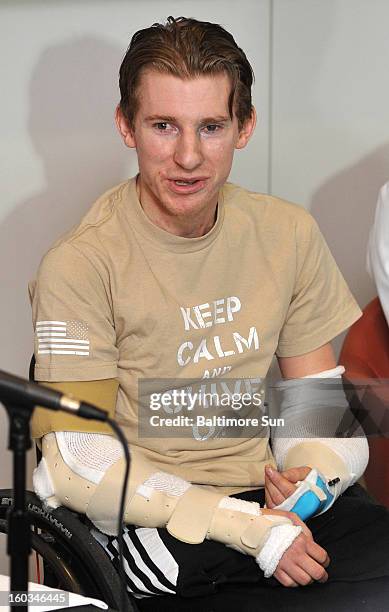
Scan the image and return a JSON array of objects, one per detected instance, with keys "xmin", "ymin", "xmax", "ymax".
[{"xmin": 30, "ymin": 17, "xmax": 389, "ymax": 610}]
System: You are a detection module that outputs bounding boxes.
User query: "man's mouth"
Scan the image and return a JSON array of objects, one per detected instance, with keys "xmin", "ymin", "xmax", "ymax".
[
  {"xmin": 167, "ymin": 177, "xmax": 208, "ymax": 193},
  {"xmin": 170, "ymin": 176, "xmax": 208, "ymax": 184}
]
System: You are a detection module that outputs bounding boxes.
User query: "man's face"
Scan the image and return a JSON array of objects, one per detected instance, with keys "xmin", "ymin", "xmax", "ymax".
[{"xmin": 117, "ymin": 69, "xmax": 255, "ymax": 233}]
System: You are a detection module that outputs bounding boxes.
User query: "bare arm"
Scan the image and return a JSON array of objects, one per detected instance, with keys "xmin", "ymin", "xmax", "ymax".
[{"xmin": 277, "ymin": 342, "xmax": 336, "ymax": 379}]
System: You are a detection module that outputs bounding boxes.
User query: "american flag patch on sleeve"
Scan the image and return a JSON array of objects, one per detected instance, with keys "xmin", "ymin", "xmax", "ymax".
[{"xmin": 36, "ymin": 320, "xmax": 90, "ymax": 356}]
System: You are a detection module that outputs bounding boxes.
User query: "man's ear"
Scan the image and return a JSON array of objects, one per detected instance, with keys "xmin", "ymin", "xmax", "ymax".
[
  {"xmin": 235, "ymin": 106, "xmax": 257, "ymax": 150},
  {"xmin": 115, "ymin": 105, "xmax": 136, "ymax": 148}
]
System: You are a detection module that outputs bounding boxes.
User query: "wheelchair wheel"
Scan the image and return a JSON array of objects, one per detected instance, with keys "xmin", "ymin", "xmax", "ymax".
[{"xmin": 0, "ymin": 489, "xmax": 137, "ymax": 612}]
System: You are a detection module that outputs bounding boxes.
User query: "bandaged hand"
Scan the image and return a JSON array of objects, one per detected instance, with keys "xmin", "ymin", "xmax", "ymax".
[
  {"xmin": 265, "ymin": 465, "xmax": 335, "ymax": 521},
  {"xmin": 272, "ymin": 526, "xmax": 330, "ymax": 587},
  {"xmin": 260, "ymin": 505, "xmax": 330, "ymax": 586}
]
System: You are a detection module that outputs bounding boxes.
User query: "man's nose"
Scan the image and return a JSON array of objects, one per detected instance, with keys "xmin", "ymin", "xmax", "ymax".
[{"xmin": 173, "ymin": 131, "xmax": 204, "ymax": 169}]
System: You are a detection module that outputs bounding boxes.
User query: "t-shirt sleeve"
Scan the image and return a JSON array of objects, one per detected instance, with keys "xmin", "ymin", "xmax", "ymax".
[
  {"xmin": 30, "ymin": 241, "xmax": 118, "ymax": 381},
  {"xmin": 276, "ymin": 214, "xmax": 362, "ymax": 357}
]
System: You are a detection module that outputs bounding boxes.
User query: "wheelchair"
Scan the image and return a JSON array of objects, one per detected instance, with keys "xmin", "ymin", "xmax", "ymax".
[
  {"xmin": 0, "ymin": 487, "xmax": 254, "ymax": 612},
  {"xmin": 0, "ymin": 487, "xmax": 138, "ymax": 611}
]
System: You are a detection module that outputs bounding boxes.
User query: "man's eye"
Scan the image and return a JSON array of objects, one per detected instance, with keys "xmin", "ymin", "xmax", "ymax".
[
  {"xmin": 154, "ymin": 122, "xmax": 171, "ymax": 131},
  {"xmin": 203, "ymin": 124, "xmax": 221, "ymax": 133}
]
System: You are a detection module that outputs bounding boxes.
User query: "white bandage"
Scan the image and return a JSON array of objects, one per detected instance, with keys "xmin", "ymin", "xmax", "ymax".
[
  {"xmin": 34, "ymin": 431, "xmax": 301, "ymax": 577},
  {"xmin": 33, "ymin": 456, "xmax": 61, "ymax": 509},
  {"xmin": 257, "ymin": 522, "xmax": 302, "ymax": 577},
  {"xmin": 271, "ymin": 365, "xmax": 369, "ymax": 512},
  {"xmin": 56, "ymin": 431, "xmax": 123, "ymax": 483}
]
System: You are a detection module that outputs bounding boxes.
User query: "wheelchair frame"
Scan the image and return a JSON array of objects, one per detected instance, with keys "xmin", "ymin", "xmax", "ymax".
[{"xmin": 0, "ymin": 488, "xmax": 138, "ymax": 611}]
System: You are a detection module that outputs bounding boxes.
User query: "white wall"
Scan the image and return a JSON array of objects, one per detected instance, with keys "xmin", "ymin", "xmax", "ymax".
[
  {"xmin": 1, "ymin": 0, "xmax": 388, "ymax": 575},
  {"xmin": 271, "ymin": 0, "xmax": 389, "ymax": 325}
]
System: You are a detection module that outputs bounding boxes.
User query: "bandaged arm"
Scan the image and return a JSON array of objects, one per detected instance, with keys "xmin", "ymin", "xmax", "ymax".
[
  {"xmin": 271, "ymin": 366, "xmax": 369, "ymax": 514},
  {"xmin": 34, "ymin": 428, "xmax": 301, "ymax": 578}
]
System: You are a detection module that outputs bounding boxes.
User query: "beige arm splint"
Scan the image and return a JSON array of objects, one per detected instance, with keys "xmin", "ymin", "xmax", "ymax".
[
  {"xmin": 38, "ymin": 433, "xmax": 299, "ymax": 574},
  {"xmin": 282, "ymin": 438, "xmax": 361, "ymax": 506},
  {"xmin": 284, "ymin": 440, "xmax": 350, "ymax": 482}
]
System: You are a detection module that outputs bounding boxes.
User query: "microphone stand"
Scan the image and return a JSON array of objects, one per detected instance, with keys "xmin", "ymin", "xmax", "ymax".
[
  {"xmin": 0, "ymin": 369, "xmax": 131, "ymax": 611},
  {"xmin": 3, "ymin": 399, "xmax": 32, "ymax": 612}
]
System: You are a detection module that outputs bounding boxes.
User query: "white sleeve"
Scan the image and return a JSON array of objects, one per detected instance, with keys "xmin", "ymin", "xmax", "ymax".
[{"xmin": 367, "ymin": 182, "xmax": 389, "ymax": 326}]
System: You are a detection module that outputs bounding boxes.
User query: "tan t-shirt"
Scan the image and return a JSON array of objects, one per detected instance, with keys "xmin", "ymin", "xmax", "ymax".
[{"xmin": 29, "ymin": 176, "xmax": 361, "ymax": 495}]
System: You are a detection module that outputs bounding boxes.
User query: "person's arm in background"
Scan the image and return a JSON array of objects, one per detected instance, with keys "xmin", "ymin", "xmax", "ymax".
[{"xmin": 367, "ymin": 182, "xmax": 389, "ymax": 326}]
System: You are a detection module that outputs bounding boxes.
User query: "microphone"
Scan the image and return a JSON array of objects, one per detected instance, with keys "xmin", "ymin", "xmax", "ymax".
[{"xmin": 0, "ymin": 369, "xmax": 108, "ymax": 422}]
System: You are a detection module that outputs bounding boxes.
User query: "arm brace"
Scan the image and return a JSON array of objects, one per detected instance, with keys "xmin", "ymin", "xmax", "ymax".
[
  {"xmin": 33, "ymin": 432, "xmax": 301, "ymax": 578},
  {"xmin": 271, "ymin": 366, "xmax": 369, "ymax": 516}
]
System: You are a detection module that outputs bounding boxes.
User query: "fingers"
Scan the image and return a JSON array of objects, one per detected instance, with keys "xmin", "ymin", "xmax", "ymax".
[
  {"xmin": 306, "ymin": 539, "xmax": 330, "ymax": 569},
  {"xmin": 281, "ymin": 466, "xmax": 312, "ymax": 483},
  {"xmin": 273, "ymin": 568, "xmax": 299, "ymax": 588},
  {"xmin": 297, "ymin": 538, "xmax": 330, "ymax": 583},
  {"xmin": 264, "ymin": 475, "xmax": 277, "ymax": 508},
  {"xmin": 265, "ymin": 465, "xmax": 297, "ymax": 505},
  {"xmin": 264, "ymin": 468, "xmax": 278, "ymax": 508},
  {"xmin": 284, "ymin": 566, "xmax": 314, "ymax": 587},
  {"xmin": 299, "ymin": 559, "xmax": 328, "ymax": 584},
  {"xmin": 265, "ymin": 492, "xmax": 276, "ymax": 509},
  {"xmin": 297, "ymin": 547, "xmax": 329, "ymax": 584},
  {"xmin": 265, "ymin": 477, "xmax": 285, "ymax": 506},
  {"xmin": 275, "ymin": 534, "xmax": 330, "ymax": 587},
  {"xmin": 274, "ymin": 561, "xmax": 320, "ymax": 588},
  {"xmin": 264, "ymin": 465, "xmax": 310, "ymax": 510}
]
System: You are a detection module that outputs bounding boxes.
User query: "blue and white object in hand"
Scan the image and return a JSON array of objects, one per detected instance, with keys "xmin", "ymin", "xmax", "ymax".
[{"xmin": 274, "ymin": 469, "xmax": 335, "ymax": 521}]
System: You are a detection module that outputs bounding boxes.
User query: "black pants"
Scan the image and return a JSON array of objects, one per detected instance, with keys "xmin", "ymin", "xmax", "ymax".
[{"xmin": 103, "ymin": 484, "xmax": 389, "ymax": 612}]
